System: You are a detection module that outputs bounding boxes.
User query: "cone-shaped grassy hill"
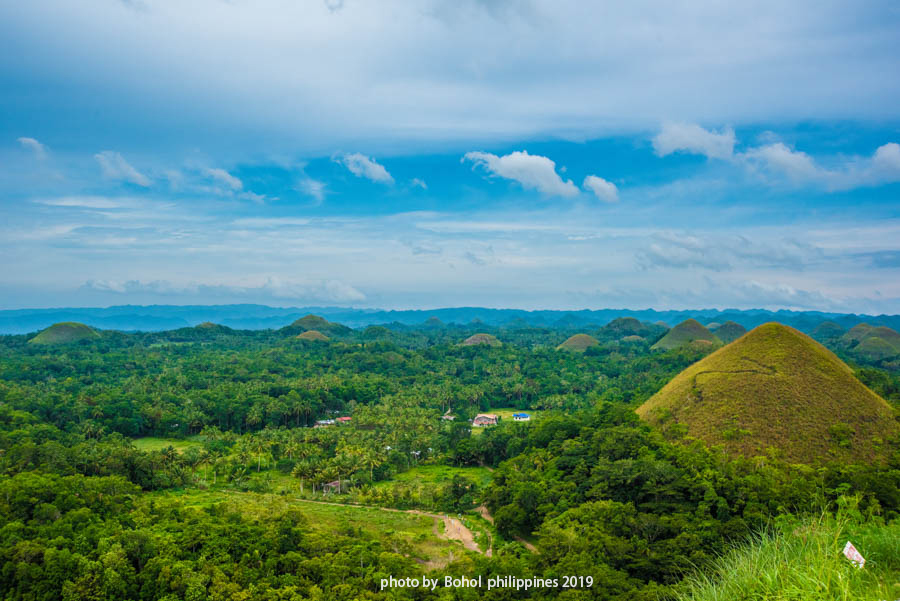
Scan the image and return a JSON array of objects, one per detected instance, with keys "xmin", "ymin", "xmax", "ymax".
[
  {"xmin": 713, "ymin": 321, "xmax": 747, "ymax": 344},
  {"xmin": 812, "ymin": 320, "xmax": 845, "ymax": 341},
  {"xmin": 28, "ymin": 322, "xmax": 101, "ymax": 344},
  {"xmin": 840, "ymin": 323, "xmax": 900, "ymax": 360},
  {"xmin": 557, "ymin": 333, "xmax": 599, "ymax": 352},
  {"xmin": 282, "ymin": 314, "xmax": 350, "ymax": 336},
  {"xmin": 461, "ymin": 333, "xmax": 501, "ymax": 347},
  {"xmin": 194, "ymin": 322, "xmax": 233, "ymax": 333},
  {"xmin": 637, "ymin": 323, "xmax": 899, "ymax": 464},
  {"xmin": 842, "ymin": 324, "xmax": 874, "ymax": 344},
  {"xmin": 296, "ymin": 330, "xmax": 330, "ymax": 341},
  {"xmin": 651, "ymin": 319, "xmax": 721, "ymax": 350}
]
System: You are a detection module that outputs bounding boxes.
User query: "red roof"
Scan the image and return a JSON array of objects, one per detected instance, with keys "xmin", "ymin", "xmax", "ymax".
[{"xmin": 336, "ymin": 416, "xmax": 352, "ymax": 422}]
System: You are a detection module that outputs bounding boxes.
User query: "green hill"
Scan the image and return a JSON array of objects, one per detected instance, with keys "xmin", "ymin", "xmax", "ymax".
[
  {"xmin": 460, "ymin": 333, "xmax": 502, "ymax": 347},
  {"xmin": 282, "ymin": 314, "xmax": 350, "ymax": 336},
  {"xmin": 840, "ymin": 323, "xmax": 900, "ymax": 360},
  {"xmin": 713, "ymin": 321, "xmax": 747, "ymax": 344},
  {"xmin": 603, "ymin": 317, "xmax": 643, "ymax": 335},
  {"xmin": 638, "ymin": 323, "xmax": 899, "ymax": 464},
  {"xmin": 194, "ymin": 322, "xmax": 233, "ymax": 333},
  {"xmin": 28, "ymin": 322, "xmax": 101, "ymax": 345},
  {"xmin": 651, "ymin": 318, "xmax": 720, "ymax": 350},
  {"xmin": 556, "ymin": 333, "xmax": 599, "ymax": 352},
  {"xmin": 842, "ymin": 323, "xmax": 874, "ymax": 344},
  {"xmin": 296, "ymin": 330, "xmax": 329, "ymax": 341},
  {"xmin": 812, "ymin": 320, "xmax": 845, "ymax": 341},
  {"xmin": 855, "ymin": 336, "xmax": 899, "ymax": 360}
]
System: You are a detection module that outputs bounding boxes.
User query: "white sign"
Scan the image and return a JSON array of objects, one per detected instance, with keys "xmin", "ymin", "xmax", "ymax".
[{"xmin": 842, "ymin": 541, "xmax": 865, "ymax": 569}]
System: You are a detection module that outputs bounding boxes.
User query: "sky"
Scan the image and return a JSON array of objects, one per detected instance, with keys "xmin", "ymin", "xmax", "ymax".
[{"xmin": 1, "ymin": 0, "xmax": 900, "ymax": 313}]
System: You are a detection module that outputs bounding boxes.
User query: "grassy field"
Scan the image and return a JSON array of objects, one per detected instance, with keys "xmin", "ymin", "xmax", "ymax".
[
  {"xmin": 147, "ymin": 488, "xmax": 468, "ymax": 568},
  {"xmin": 131, "ymin": 436, "xmax": 204, "ymax": 453},
  {"xmin": 374, "ymin": 464, "xmax": 493, "ymax": 489}
]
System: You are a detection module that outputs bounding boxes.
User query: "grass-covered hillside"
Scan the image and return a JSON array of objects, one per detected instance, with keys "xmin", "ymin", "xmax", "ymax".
[
  {"xmin": 712, "ymin": 320, "xmax": 747, "ymax": 344},
  {"xmin": 27, "ymin": 321, "xmax": 101, "ymax": 344},
  {"xmin": 675, "ymin": 508, "xmax": 900, "ymax": 601},
  {"xmin": 638, "ymin": 323, "xmax": 900, "ymax": 464},
  {"xmin": 651, "ymin": 318, "xmax": 721, "ymax": 350},
  {"xmin": 460, "ymin": 332, "xmax": 502, "ymax": 346},
  {"xmin": 556, "ymin": 333, "xmax": 599, "ymax": 351}
]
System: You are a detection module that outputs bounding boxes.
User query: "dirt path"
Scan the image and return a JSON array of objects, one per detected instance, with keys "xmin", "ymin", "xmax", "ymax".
[
  {"xmin": 477, "ymin": 504, "xmax": 537, "ymax": 553},
  {"xmin": 291, "ymin": 497, "xmax": 482, "ymax": 554}
]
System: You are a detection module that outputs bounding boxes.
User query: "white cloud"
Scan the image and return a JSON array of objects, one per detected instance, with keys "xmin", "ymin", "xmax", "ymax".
[
  {"xmin": 339, "ymin": 153, "xmax": 394, "ymax": 184},
  {"xmin": 410, "ymin": 177, "xmax": 428, "ymax": 190},
  {"xmin": 463, "ymin": 150, "xmax": 578, "ymax": 197},
  {"xmin": 636, "ymin": 231, "xmax": 822, "ymax": 272},
  {"xmin": 17, "ymin": 137, "xmax": 47, "ymax": 159},
  {"xmin": 298, "ymin": 177, "xmax": 327, "ymax": 203},
  {"xmin": 82, "ymin": 277, "xmax": 366, "ymax": 303},
  {"xmin": 654, "ymin": 124, "xmax": 900, "ymax": 191},
  {"xmin": 741, "ymin": 141, "xmax": 900, "ymax": 189},
  {"xmin": 203, "ymin": 167, "xmax": 243, "ymax": 191},
  {"xmin": 741, "ymin": 143, "xmax": 821, "ymax": 182},
  {"xmin": 583, "ymin": 175, "xmax": 618, "ymax": 202},
  {"xmin": 652, "ymin": 123, "xmax": 736, "ymax": 160},
  {"xmin": 33, "ymin": 195, "xmax": 137, "ymax": 209},
  {"xmin": 94, "ymin": 151, "xmax": 151, "ymax": 187},
  {"xmin": 231, "ymin": 217, "xmax": 310, "ymax": 227}
]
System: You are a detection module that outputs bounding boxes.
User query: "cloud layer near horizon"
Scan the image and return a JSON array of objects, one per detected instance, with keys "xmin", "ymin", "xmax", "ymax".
[{"xmin": 1, "ymin": 2, "xmax": 899, "ymax": 312}]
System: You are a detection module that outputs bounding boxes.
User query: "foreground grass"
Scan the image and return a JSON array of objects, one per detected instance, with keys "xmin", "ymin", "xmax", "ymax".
[{"xmin": 674, "ymin": 512, "xmax": 900, "ymax": 601}]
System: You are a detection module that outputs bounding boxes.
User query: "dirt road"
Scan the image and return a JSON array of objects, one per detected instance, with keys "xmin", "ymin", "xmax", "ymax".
[{"xmin": 292, "ymin": 497, "xmax": 482, "ymax": 554}]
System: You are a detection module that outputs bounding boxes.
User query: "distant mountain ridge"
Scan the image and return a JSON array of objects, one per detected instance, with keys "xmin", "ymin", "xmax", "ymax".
[{"xmin": 1, "ymin": 304, "xmax": 899, "ymax": 335}]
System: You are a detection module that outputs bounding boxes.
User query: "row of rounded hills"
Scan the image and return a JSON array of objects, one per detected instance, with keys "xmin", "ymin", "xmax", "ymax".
[{"xmin": 19, "ymin": 314, "xmax": 900, "ymax": 468}]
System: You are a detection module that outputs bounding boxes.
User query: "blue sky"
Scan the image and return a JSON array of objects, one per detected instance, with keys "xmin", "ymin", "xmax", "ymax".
[{"xmin": 2, "ymin": 1, "xmax": 900, "ymax": 312}]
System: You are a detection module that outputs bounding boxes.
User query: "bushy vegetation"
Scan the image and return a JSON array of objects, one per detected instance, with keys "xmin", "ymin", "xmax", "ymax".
[{"xmin": 0, "ymin": 320, "xmax": 898, "ymax": 599}]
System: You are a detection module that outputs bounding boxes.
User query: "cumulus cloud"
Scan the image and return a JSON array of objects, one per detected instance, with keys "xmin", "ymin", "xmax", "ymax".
[
  {"xmin": 654, "ymin": 124, "xmax": 900, "ymax": 191},
  {"xmin": 652, "ymin": 123, "xmax": 736, "ymax": 160},
  {"xmin": 583, "ymin": 175, "xmax": 618, "ymax": 202},
  {"xmin": 17, "ymin": 137, "xmax": 47, "ymax": 159},
  {"xmin": 203, "ymin": 167, "xmax": 243, "ymax": 191},
  {"xmin": 339, "ymin": 153, "xmax": 394, "ymax": 184},
  {"xmin": 741, "ymin": 143, "xmax": 822, "ymax": 182},
  {"xmin": 94, "ymin": 151, "xmax": 151, "ymax": 186},
  {"xmin": 298, "ymin": 178, "xmax": 327, "ymax": 203},
  {"xmin": 410, "ymin": 178, "xmax": 428, "ymax": 190},
  {"xmin": 463, "ymin": 150, "xmax": 578, "ymax": 197},
  {"xmin": 742, "ymin": 141, "xmax": 900, "ymax": 189}
]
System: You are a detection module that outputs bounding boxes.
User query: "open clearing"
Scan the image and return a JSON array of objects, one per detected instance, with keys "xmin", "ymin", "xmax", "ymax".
[{"xmin": 148, "ymin": 488, "xmax": 479, "ymax": 568}]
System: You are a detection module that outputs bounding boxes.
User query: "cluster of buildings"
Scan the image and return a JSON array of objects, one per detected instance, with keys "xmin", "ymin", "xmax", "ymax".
[{"xmin": 314, "ymin": 416, "xmax": 352, "ymax": 428}]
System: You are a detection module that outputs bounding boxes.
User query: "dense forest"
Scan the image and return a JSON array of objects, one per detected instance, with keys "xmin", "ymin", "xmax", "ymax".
[{"xmin": 1, "ymin": 319, "xmax": 898, "ymax": 600}]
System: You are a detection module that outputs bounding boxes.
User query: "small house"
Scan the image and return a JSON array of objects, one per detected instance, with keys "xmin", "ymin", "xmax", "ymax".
[
  {"xmin": 473, "ymin": 413, "xmax": 498, "ymax": 427},
  {"xmin": 336, "ymin": 416, "xmax": 352, "ymax": 424},
  {"xmin": 512, "ymin": 413, "xmax": 530, "ymax": 421},
  {"xmin": 314, "ymin": 419, "xmax": 335, "ymax": 428}
]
